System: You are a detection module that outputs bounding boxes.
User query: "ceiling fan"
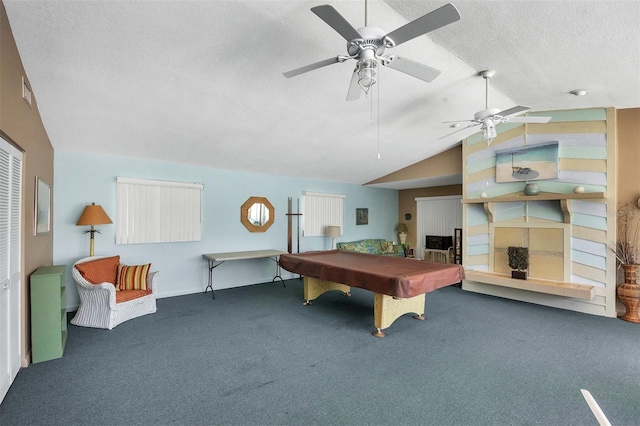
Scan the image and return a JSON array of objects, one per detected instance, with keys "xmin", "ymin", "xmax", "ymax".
[
  {"xmin": 283, "ymin": 1, "xmax": 461, "ymax": 101},
  {"xmin": 441, "ymin": 70, "xmax": 552, "ymax": 144}
]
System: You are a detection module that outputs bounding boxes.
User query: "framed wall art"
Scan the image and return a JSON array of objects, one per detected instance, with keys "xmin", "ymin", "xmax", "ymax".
[
  {"xmin": 495, "ymin": 141, "xmax": 559, "ymax": 183},
  {"xmin": 35, "ymin": 177, "xmax": 51, "ymax": 235},
  {"xmin": 356, "ymin": 208, "xmax": 368, "ymax": 225}
]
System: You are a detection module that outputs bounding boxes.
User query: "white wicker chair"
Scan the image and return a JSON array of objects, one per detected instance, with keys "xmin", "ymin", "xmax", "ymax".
[{"xmin": 71, "ymin": 256, "xmax": 158, "ymax": 330}]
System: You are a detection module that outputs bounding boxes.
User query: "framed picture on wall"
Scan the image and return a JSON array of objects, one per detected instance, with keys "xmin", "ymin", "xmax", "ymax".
[
  {"xmin": 495, "ymin": 141, "xmax": 559, "ymax": 183},
  {"xmin": 356, "ymin": 208, "xmax": 368, "ymax": 225},
  {"xmin": 35, "ymin": 177, "xmax": 51, "ymax": 235}
]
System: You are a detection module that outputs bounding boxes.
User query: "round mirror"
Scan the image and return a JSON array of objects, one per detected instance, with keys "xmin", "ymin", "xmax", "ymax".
[{"xmin": 241, "ymin": 196, "xmax": 274, "ymax": 232}]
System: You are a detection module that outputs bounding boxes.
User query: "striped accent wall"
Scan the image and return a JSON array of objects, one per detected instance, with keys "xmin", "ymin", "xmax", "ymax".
[{"xmin": 462, "ymin": 108, "xmax": 616, "ymax": 317}]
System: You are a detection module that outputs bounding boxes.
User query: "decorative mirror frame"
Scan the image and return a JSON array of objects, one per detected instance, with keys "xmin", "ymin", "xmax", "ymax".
[{"xmin": 241, "ymin": 196, "xmax": 275, "ymax": 232}]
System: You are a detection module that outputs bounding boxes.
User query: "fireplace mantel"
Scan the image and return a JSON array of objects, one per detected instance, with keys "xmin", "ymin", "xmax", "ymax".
[
  {"xmin": 461, "ymin": 191, "xmax": 606, "ymax": 223},
  {"xmin": 462, "ymin": 191, "xmax": 605, "ymax": 204}
]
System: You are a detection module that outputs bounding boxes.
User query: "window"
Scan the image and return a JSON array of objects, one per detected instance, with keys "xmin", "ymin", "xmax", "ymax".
[
  {"xmin": 302, "ymin": 191, "xmax": 345, "ymax": 237},
  {"xmin": 116, "ymin": 177, "xmax": 203, "ymax": 244}
]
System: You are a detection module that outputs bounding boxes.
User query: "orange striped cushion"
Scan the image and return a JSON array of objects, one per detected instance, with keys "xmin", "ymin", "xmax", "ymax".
[
  {"xmin": 117, "ymin": 264, "xmax": 151, "ymax": 291},
  {"xmin": 75, "ymin": 256, "xmax": 120, "ymax": 286}
]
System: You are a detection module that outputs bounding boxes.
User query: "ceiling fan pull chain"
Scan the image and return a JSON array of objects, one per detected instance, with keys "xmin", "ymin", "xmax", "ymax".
[{"xmin": 370, "ymin": 81, "xmax": 373, "ymax": 119}]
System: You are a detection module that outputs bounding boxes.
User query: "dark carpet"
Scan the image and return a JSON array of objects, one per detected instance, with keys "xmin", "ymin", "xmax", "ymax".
[{"xmin": 1, "ymin": 279, "xmax": 638, "ymax": 425}]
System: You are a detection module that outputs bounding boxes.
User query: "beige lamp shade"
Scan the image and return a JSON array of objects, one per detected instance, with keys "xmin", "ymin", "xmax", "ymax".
[
  {"xmin": 76, "ymin": 203, "xmax": 112, "ymax": 256},
  {"xmin": 76, "ymin": 203, "xmax": 112, "ymax": 226},
  {"xmin": 396, "ymin": 223, "xmax": 408, "ymax": 233},
  {"xmin": 326, "ymin": 226, "xmax": 341, "ymax": 237}
]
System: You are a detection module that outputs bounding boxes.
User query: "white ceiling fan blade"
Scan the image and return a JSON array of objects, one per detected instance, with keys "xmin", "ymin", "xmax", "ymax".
[
  {"xmin": 498, "ymin": 105, "xmax": 530, "ymax": 117},
  {"xmin": 346, "ymin": 67, "xmax": 361, "ymax": 101},
  {"xmin": 509, "ymin": 116, "xmax": 552, "ymax": 123},
  {"xmin": 283, "ymin": 57, "xmax": 344, "ymax": 78},
  {"xmin": 383, "ymin": 3, "xmax": 461, "ymax": 47},
  {"xmin": 442, "ymin": 119, "xmax": 476, "ymax": 124},
  {"xmin": 581, "ymin": 389, "xmax": 612, "ymax": 426},
  {"xmin": 439, "ymin": 123, "xmax": 480, "ymax": 139},
  {"xmin": 383, "ymin": 56, "xmax": 441, "ymax": 82},
  {"xmin": 311, "ymin": 5, "xmax": 362, "ymax": 42}
]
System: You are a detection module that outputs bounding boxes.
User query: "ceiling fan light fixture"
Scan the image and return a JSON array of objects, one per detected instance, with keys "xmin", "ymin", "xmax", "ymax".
[
  {"xmin": 357, "ymin": 57, "xmax": 377, "ymax": 94},
  {"xmin": 481, "ymin": 121, "xmax": 497, "ymax": 145}
]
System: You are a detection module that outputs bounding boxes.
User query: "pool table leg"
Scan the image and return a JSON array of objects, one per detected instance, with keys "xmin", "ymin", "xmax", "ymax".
[
  {"xmin": 303, "ymin": 277, "xmax": 351, "ymax": 305},
  {"xmin": 372, "ymin": 293, "xmax": 426, "ymax": 337},
  {"xmin": 373, "ymin": 328, "xmax": 386, "ymax": 338}
]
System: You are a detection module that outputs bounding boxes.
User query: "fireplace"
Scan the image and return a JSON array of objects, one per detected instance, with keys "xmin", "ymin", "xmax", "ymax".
[{"xmin": 493, "ymin": 225, "xmax": 565, "ymax": 281}]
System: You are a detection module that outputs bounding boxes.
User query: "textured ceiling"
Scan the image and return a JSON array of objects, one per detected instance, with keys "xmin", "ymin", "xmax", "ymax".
[{"xmin": 4, "ymin": 1, "xmax": 640, "ymax": 189}]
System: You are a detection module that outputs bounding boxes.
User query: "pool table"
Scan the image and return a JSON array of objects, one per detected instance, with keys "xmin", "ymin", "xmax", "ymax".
[{"xmin": 279, "ymin": 250, "xmax": 465, "ymax": 337}]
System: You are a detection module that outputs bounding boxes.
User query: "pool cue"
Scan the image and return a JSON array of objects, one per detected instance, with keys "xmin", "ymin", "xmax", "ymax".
[
  {"xmin": 297, "ymin": 198, "xmax": 301, "ymax": 253},
  {"xmin": 287, "ymin": 197, "xmax": 292, "ymax": 253}
]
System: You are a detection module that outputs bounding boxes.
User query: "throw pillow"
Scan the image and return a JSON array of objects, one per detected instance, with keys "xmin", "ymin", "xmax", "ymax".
[
  {"xmin": 338, "ymin": 242, "xmax": 357, "ymax": 252},
  {"xmin": 75, "ymin": 256, "xmax": 120, "ymax": 287},
  {"xmin": 117, "ymin": 264, "xmax": 151, "ymax": 291},
  {"xmin": 381, "ymin": 241, "xmax": 396, "ymax": 254}
]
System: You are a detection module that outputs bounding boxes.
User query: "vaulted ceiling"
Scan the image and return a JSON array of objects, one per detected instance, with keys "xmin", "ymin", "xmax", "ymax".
[{"xmin": 4, "ymin": 1, "xmax": 639, "ymax": 189}]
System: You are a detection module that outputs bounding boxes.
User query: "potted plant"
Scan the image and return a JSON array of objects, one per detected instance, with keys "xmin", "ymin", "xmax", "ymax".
[
  {"xmin": 507, "ymin": 246, "xmax": 529, "ymax": 280},
  {"xmin": 401, "ymin": 242, "xmax": 413, "ymax": 257},
  {"xmin": 615, "ymin": 203, "xmax": 640, "ymax": 323}
]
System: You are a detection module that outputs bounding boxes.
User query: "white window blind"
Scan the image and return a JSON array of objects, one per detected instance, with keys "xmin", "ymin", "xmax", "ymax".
[
  {"xmin": 302, "ymin": 191, "xmax": 345, "ymax": 237},
  {"xmin": 116, "ymin": 177, "xmax": 203, "ymax": 244},
  {"xmin": 416, "ymin": 196, "xmax": 462, "ymax": 259}
]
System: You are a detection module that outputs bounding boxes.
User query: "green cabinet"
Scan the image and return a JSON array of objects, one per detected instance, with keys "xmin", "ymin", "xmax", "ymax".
[{"xmin": 30, "ymin": 265, "xmax": 67, "ymax": 363}]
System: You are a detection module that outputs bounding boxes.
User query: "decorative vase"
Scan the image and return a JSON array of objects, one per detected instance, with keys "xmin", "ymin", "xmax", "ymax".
[
  {"xmin": 524, "ymin": 183, "xmax": 540, "ymax": 196},
  {"xmin": 511, "ymin": 270, "xmax": 527, "ymax": 280},
  {"xmin": 618, "ymin": 264, "xmax": 640, "ymax": 323}
]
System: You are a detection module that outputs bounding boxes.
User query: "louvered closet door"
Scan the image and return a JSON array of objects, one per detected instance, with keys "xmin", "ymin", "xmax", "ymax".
[{"xmin": 0, "ymin": 137, "xmax": 22, "ymax": 405}]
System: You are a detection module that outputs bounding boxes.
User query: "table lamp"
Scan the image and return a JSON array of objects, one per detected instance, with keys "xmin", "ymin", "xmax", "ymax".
[
  {"xmin": 326, "ymin": 225, "xmax": 340, "ymax": 250},
  {"xmin": 396, "ymin": 223, "xmax": 408, "ymax": 245},
  {"xmin": 76, "ymin": 203, "xmax": 112, "ymax": 256}
]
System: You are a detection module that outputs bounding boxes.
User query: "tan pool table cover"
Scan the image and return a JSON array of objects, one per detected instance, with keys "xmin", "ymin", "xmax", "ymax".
[{"xmin": 279, "ymin": 250, "xmax": 465, "ymax": 298}]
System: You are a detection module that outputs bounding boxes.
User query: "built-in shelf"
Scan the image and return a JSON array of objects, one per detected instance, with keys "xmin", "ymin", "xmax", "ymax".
[
  {"xmin": 462, "ymin": 191, "xmax": 606, "ymax": 223},
  {"xmin": 465, "ymin": 270, "xmax": 595, "ymax": 300},
  {"xmin": 462, "ymin": 191, "xmax": 605, "ymax": 204}
]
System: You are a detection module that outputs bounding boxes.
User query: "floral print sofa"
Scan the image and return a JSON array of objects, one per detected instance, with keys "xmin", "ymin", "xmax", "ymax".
[{"xmin": 336, "ymin": 239, "xmax": 405, "ymax": 257}]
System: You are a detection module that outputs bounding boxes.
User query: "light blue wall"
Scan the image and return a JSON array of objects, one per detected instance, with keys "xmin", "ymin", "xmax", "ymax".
[{"xmin": 53, "ymin": 150, "xmax": 399, "ymax": 309}]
